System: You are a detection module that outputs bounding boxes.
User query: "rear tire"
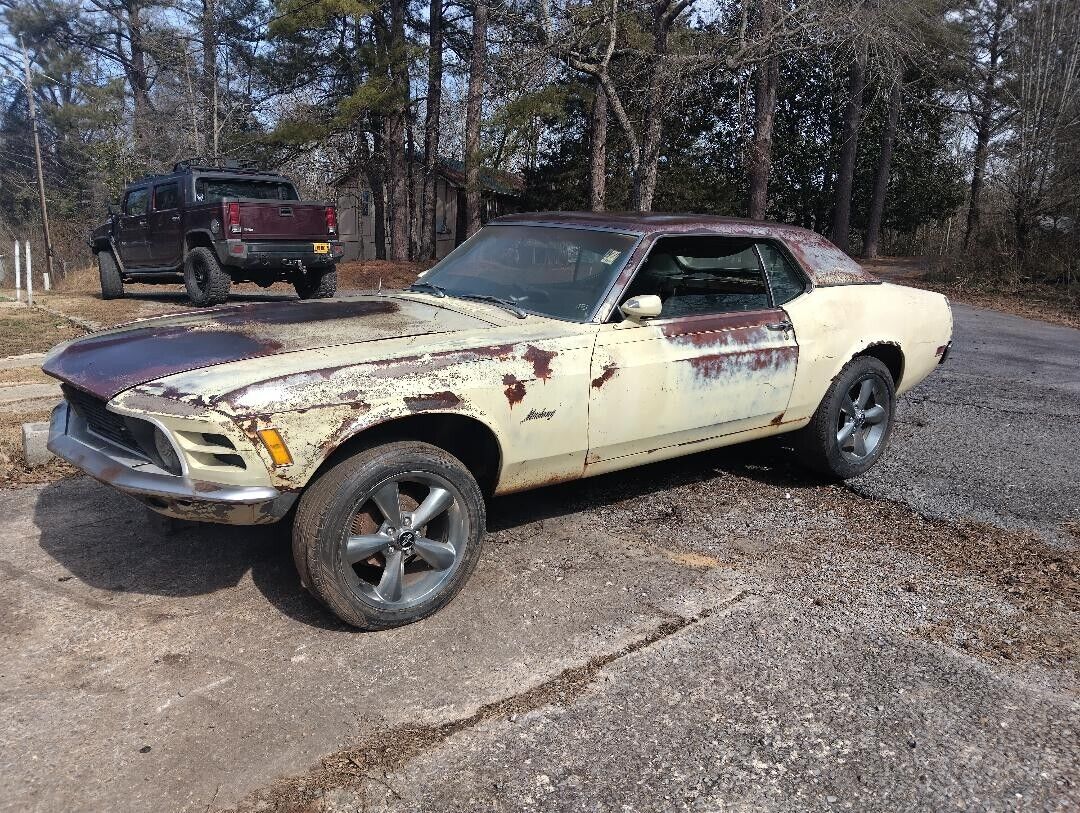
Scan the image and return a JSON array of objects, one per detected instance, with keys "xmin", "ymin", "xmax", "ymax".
[
  {"xmin": 97, "ymin": 251, "xmax": 124, "ymax": 300},
  {"xmin": 294, "ymin": 266, "xmax": 337, "ymax": 300},
  {"xmin": 293, "ymin": 441, "xmax": 485, "ymax": 630},
  {"xmin": 794, "ymin": 356, "xmax": 896, "ymax": 479},
  {"xmin": 184, "ymin": 246, "xmax": 231, "ymax": 307}
]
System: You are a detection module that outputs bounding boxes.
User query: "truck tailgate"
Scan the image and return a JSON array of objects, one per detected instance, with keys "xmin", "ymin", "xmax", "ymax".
[{"xmin": 237, "ymin": 202, "xmax": 328, "ymax": 240}]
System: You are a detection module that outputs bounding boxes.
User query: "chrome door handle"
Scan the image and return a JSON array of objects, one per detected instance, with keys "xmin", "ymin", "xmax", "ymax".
[
  {"xmin": 170, "ymin": 215, "xmax": 180, "ymax": 222},
  {"xmin": 766, "ymin": 320, "xmax": 793, "ymax": 331}
]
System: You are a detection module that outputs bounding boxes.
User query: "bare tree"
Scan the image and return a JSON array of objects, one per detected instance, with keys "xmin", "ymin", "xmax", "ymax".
[
  {"xmin": 747, "ymin": 0, "xmax": 780, "ymax": 220},
  {"xmin": 465, "ymin": 0, "xmax": 488, "ymax": 237},
  {"xmin": 830, "ymin": 49, "xmax": 865, "ymax": 251},
  {"xmin": 589, "ymin": 79, "xmax": 608, "ymax": 211},
  {"xmin": 420, "ymin": 0, "xmax": 444, "ymax": 259},
  {"xmin": 863, "ymin": 75, "xmax": 901, "ymax": 258}
]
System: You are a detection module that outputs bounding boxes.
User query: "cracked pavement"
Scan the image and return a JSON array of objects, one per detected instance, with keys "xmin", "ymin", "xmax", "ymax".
[{"xmin": 0, "ymin": 304, "xmax": 1077, "ymax": 812}]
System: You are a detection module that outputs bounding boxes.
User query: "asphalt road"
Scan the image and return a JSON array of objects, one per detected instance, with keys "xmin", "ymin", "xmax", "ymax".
[{"xmin": 0, "ymin": 304, "xmax": 1077, "ymax": 812}]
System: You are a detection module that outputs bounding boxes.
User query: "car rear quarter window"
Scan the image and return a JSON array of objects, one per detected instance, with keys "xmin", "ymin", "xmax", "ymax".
[
  {"xmin": 757, "ymin": 242, "xmax": 807, "ymax": 305},
  {"xmin": 154, "ymin": 182, "xmax": 180, "ymax": 210},
  {"xmin": 124, "ymin": 188, "xmax": 149, "ymax": 216}
]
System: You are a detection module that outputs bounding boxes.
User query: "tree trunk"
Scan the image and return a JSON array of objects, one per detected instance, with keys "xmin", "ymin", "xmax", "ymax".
[
  {"xmin": 830, "ymin": 52, "xmax": 866, "ymax": 252},
  {"xmin": 863, "ymin": 78, "xmax": 902, "ymax": 259},
  {"xmin": 366, "ymin": 121, "xmax": 387, "ymax": 261},
  {"xmin": 963, "ymin": 0, "xmax": 1008, "ymax": 248},
  {"xmin": 420, "ymin": 0, "xmax": 443, "ymax": 260},
  {"xmin": 589, "ymin": 79, "xmax": 608, "ymax": 212},
  {"xmin": 465, "ymin": 0, "xmax": 488, "ymax": 237},
  {"xmin": 383, "ymin": 0, "xmax": 410, "ymax": 260},
  {"xmin": 747, "ymin": 48, "xmax": 779, "ymax": 219}
]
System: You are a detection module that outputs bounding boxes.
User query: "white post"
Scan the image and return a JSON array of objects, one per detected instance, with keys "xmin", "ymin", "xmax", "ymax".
[
  {"xmin": 14, "ymin": 240, "xmax": 21, "ymax": 302},
  {"xmin": 24, "ymin": 240, "xmax": 33, "ymax": 307}
]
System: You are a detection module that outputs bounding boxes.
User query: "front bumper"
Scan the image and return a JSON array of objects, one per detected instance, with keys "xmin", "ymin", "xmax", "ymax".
[{"xmin": 47, "ymin": 402, "xmax": 296, "ymax": 525}]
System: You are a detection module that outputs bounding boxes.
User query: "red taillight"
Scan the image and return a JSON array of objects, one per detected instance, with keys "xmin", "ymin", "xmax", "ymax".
[
  {"xmin": 227, "ymin": 201, "xmax": 241, "ymax": 234},
  {"xmin": 325, "ymin": 206, "xmax": 337, "ymax": 235}
]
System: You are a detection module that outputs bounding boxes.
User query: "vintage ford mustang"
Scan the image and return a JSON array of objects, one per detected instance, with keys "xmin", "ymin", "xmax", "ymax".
[{"xmin": 44, "ymin": 213, "xmax": 952, "ymax": 628}]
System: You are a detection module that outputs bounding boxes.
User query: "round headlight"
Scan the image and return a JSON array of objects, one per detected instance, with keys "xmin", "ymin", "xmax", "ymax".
[{"xmin": 153, "ymin": 427, "xmax": 183, "ymax": 475}]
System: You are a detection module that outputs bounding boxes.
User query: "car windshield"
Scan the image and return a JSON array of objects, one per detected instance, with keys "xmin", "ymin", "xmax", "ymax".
[
  {"xmin": 417, "ymin": 225, "xmax": 638, "ymax": 321},
  {"xmin": 194, "ymin": 177, "xmax": 298, "ymax": 202}
]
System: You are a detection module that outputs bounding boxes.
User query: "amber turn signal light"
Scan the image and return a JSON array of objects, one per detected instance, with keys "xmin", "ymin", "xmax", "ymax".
[{"xmin": 257, "ymin": 429, "xmax": 293, "ymax": 466}]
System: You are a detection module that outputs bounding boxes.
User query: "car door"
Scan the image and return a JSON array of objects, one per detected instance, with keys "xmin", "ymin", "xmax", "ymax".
[
  {"xmin": 148, "ymin": 181, "xmax": 183, "ymax": 268},
  {"xmin": 117, "ymin": 187, "xmax": 150, "ymax": 267},
  {"xmin": 586, "ymin": 235, "xmax": 799, "ymax": 465}
]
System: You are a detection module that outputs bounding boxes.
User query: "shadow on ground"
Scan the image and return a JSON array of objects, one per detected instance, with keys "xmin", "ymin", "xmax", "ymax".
[{"xmin": 32, "ymin": 437, "xmax": 827, "ymax": 630}]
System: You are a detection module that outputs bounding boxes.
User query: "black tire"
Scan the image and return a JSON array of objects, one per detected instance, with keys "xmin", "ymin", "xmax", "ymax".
[
  {"xmin": 184, "ymin": 246, "xmax": 231, "ymax": 306},
  {"xmin": 294, "ymin": 266, "xmax": 338, "ymax": 300},
  {"xmin": 97, "ymin": 251, "xmax": 124, "ymax": 300},
  {"xmin": 794, "ymin": 355, "xmax": 896, "ymax": 479},
  {"xmin": 293, "ymin": 441, "xmax": 486, "ymax": 630}
]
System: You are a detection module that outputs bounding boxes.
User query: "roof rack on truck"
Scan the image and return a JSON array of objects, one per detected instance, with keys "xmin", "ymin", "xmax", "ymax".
[{"xmin": 173, "ymin": 157, "xmax": 268, "ymax": 174}]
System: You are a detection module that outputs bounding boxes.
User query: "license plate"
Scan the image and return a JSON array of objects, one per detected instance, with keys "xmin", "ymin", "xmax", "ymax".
[{"xmin": 313, "ymin": 242, "xmax": 330, "ymax": 254}]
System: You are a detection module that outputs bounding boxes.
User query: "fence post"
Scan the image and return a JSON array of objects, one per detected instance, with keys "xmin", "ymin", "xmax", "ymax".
[
  {"xmin": 25, "ymin": 240, "xmax": 33, "ymax": 307},
  {"xmin": 14, "ymin": 240, "xmax": 21, "ymax": 302}
]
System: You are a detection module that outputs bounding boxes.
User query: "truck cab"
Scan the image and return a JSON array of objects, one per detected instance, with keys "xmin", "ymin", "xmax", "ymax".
[{"xmin": 90, "ymin": 160, "xmax": 344, "ymax": 306}]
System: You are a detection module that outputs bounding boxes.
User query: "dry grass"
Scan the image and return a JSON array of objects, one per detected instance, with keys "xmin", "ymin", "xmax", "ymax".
[
  {"xmin": 0, "ymin": 306, "xmax": 84, "ymax": 356},
  {"xmin": 336, "ymin": 258, "xmax": 433, "ymax": 291}
]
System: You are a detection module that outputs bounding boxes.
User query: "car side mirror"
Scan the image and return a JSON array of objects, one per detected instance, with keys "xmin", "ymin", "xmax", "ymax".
[{"xmin": 619, "ymin": 295, "xmax": 663, "ymax": 323}]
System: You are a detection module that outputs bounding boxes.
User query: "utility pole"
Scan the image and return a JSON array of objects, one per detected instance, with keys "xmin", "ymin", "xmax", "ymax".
[{"xmin": 20, "ymin": 37, "xmax": 56, "ymax": 284}]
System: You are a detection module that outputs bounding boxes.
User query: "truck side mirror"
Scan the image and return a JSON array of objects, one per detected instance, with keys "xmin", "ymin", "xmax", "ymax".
[{"xmin": 619, "ymin": 294, "xmax": 663, "ymax": 323}]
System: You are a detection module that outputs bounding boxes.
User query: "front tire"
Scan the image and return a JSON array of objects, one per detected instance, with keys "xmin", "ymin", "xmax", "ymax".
[
  {"xmin": 795, "ymin": 356, "xmax": 896, "ymax": 479},
  {"xmin": 294, "ymin": 266, "xmax": 337, "ymax": 300},
  {"xmin": 184, "ymin": 246, "xmax": 231, "ymax": 306},
  {"xmin": 293, "ymin": 441, "xmax": 486, "ymax": 630},
  {"xmin": 97, "ymin": 251, "xmax": 124, "ymax": 300}
]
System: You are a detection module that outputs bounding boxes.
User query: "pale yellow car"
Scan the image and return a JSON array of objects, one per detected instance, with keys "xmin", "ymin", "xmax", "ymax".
[{"xmin": 44, "ymin": 213, "xmax": 953, "ymax": 628}]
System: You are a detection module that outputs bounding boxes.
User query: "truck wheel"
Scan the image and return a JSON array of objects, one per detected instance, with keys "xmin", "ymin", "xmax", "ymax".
[
  {"xmin": 794, "ymin": 356, "xmax": 896, "ymax": 480},
  {"xmin": 97, "ymin": 251, "xmax": 124, "ymax": 300},
  {"xmin": 184, "ymin": 247, "xmax": 231, "ymax": 306},
  {"xmin": 294, "ymin": 267, "xmax": 338, "ymax": 300},
  {"xmin": 293, "ymin": 441, "xmax": 485, "ymax": 630}
]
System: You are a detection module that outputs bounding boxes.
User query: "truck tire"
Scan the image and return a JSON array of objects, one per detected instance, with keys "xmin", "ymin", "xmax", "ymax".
[
  {"xmin": 184, "ymin": 247, "xmax": 231, "ymax": 306},
  {"xmin": 292, "ymin": 441, "xmax": 486, "ymax": 630},
  {"xmin": 294, "ymin": 266, "xmax": 338, "ymax": 300},
  {"xmin": 794, "ymin": 355, "xmax": 896, "ymax": 480},
  {"xmin": 97, "ymin": 251, "xmax": 124, "ymax": 300}
]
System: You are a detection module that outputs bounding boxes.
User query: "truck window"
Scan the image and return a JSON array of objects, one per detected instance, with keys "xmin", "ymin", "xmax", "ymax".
[
  {"xmin": 124, "ymin": 188, "xmax": 149, "ymax": 216},
  {"xmin": 194, "ymin": 178, "xmax": 299, "ymax": 202},
  {"xmin": 154, "ymin": 182, "xmax": 180, "ymax": 211}
]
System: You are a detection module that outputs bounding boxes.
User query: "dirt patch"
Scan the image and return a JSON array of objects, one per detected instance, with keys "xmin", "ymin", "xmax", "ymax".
[
  {"xmin": 335, "ymin": 259, "xmax": 433, "ymax": 291},
  {"xmin": 0, "ymin": 307, "xmax": 84, "ymax": 356},
  {"xmin": 862, "ymin": 257, "xmax": 1080, "ymax": 330}
]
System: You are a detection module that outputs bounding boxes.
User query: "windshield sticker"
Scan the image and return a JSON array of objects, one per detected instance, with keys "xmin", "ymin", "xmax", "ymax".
[{"xmin": 601, "ymin": 249, "xmax": 621, "ymax": 265}]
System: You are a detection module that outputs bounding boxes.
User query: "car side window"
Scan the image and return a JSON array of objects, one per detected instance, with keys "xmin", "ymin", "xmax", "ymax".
[
  {"xmin": 757, "ymin": 242, "xmax": 806, "ymax": 305},
  {"xmin": 124, "ymin": 188, "xmax": 149, "ymax": 216},
  {"xmin": 154, "ymin": 183, "xmax": 180, "ymax": 211},
  {"xmin": 621, "ymin": 236, "xmax": 771, "ymax": 318}
]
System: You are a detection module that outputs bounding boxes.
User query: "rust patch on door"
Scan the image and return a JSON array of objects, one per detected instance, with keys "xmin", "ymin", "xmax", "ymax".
[{"xmin": 591, "ymin": 363, "xmax": 618, "ymax": 389}]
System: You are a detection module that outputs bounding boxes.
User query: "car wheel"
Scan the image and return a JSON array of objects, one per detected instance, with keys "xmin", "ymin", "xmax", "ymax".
[
  {"xmin": 294, "ymin": 266, "xmax": 338, "ymax": 300},
  {"xmin": 97, "ymin": 251, "xmax": 124, "ymax": 300},
  {"xmin": 184, "ymin": 246, "xmax": 231, "ymax": 306},
  {"xmin": 293, "ymin": 441, "xmax": 485, "ymax": 629},
  {"xmin": 795, "ymin": 356, "xmax": 895, "ymax": 479}
]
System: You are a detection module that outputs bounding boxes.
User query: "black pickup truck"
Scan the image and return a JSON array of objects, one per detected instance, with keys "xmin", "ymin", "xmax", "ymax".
[{"xmin": 89, "ymin": 160, "xmax": 344, "ymax": 305}]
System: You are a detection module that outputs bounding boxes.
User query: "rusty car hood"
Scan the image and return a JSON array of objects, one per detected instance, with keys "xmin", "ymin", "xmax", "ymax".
[{"xmin": 43, "ymin": 296, "xmax": 499, "ymax": 400}]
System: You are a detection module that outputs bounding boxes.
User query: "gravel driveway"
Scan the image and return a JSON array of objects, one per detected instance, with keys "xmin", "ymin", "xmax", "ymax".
[{"xmin": 0, "ymin": 304, "xmax": 1076, "ymax": 812}]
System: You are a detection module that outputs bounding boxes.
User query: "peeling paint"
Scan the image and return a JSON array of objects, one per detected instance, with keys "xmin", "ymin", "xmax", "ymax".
[
  {"xmin": 524, "ymin": 345, "xmax": 557, "ymax": 381},
  {"xmin": 591, "ymin": 363, "xmax": 618, "ymax": 389},
  {"xmin": 503, "ymin": 374, "xmax": 527, "ymax": 407},
  {"xmin": 403, "ymin": 391, "xmax": 462, "ymax": 412}
]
